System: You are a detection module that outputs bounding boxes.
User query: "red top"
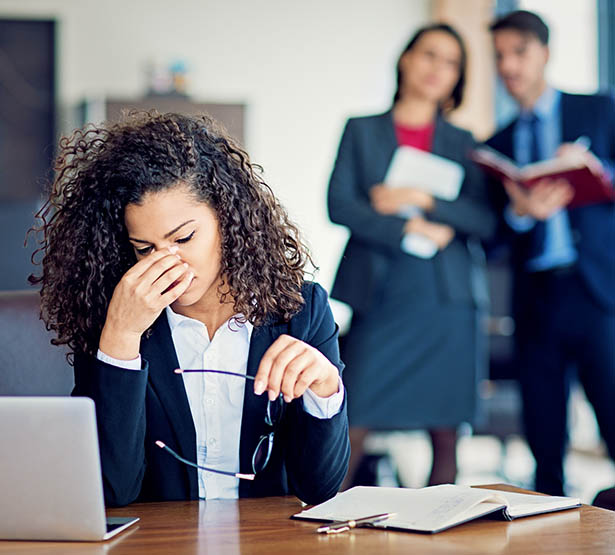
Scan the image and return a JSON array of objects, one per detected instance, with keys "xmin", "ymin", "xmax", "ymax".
[{"xmin": 394, "ymin": 121, "xmax": 435, "ymax": 152}]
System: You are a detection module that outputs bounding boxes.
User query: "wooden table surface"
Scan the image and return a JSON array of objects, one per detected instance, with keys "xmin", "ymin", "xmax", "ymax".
[{"xmin": 1, "ymin": 484, "xmax": 613, "ymax": 554}]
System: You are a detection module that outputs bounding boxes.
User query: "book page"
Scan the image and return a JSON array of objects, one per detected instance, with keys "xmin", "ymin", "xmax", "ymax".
[
  {"xmin": 294, "ymin": 485, "xmax": 505, "ymax": 533},
  {"xmin": 520, "ymin": 157, "xmax": 584, "ymax": 180},
  {"xmin": 471, "ymin": 146, "xmax": 521, "ymax": 181},
  {"xmin": 477, "ymin": 489, "xmax": 580, "ymax": 519}
]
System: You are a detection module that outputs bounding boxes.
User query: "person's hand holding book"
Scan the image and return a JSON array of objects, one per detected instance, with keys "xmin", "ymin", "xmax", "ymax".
[
  {"xmin": 556, "ymin": 142, "xmax": 605, "ymax": 177},
  {"xmin": 503, "ymin": 178, "xmax": 574, "ymax": 220},
  {"xmin": 370, "ymin": 184, "xmax": 435, "ymax": 214},
  {"xmin": 370, "ymin": 182, "xmax": 454, "ymax": 254}
]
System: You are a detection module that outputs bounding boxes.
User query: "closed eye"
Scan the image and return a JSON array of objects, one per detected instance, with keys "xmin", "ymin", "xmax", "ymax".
[
  {"xmin": 133, "ymin": 230, "xmax": 195, "ymax": 256},
  {"xmin": 135, "ymin": 245, "xmax": 153, "ymax": 256},
  {"xmin": 176, "ymin": 230, "xmax": 195, "ymax": 244}
]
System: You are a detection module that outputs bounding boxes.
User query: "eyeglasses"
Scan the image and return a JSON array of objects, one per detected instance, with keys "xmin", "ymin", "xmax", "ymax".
[{"xmin": 155, "ymin": 369, "xmax": 284, "ymax": 481}]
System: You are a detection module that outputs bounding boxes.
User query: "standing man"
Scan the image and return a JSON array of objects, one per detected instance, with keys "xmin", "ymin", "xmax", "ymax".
[{"xmin": 486, "ymin": 10, "xmax": 615, "ymax": 496}]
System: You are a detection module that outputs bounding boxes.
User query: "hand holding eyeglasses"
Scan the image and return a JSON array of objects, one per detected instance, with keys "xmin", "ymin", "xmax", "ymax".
[
  {"xmin": 160, "ymin": 337, "xmax": 340, "ymax": 479},
  {"xmin": 254, "ymin": 334, "xmax": 340, "ymax": 403}
]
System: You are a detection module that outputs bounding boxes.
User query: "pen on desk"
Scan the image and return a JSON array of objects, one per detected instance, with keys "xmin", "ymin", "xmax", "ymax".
[{"xmin": 316, "ymin": 513, "xmax": 396, "ymax": 534}]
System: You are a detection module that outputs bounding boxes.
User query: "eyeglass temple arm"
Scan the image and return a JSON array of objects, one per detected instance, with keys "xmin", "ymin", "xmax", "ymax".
[
  {"xmin": 155, "ymin": 441, "xmax": 255, "ymax": 481},
  {"xmin": 174, "ymin": 369, "xmax": 256, "ymax": 380}
]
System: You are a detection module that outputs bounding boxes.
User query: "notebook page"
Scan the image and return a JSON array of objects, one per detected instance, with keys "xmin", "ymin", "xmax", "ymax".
[
  {"xmin": 294, "ymin": 485, "xmax": 505, "ymax": 532},
  {"xmin": 477, "ymin": 489, "xmax": 581, "ymax": 519}
]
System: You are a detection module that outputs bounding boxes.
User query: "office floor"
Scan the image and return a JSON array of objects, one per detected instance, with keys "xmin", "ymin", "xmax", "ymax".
[{"xmin": 364, "ymin": 386, "xmax": 615, "ymax": 504}]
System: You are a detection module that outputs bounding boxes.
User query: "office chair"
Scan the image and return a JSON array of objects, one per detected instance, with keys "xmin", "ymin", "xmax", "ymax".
[{"xmin": 0, "ymin": 290, "xmax": 73, "ymax": 395}]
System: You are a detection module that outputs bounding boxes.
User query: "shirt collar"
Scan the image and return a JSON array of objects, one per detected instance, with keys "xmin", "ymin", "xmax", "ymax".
[
  {"xmin": 165, "ymin": 305, "xmax": 253, "ymax": 336},
  {"xmin": 519, "ymin": 86, "xmax": 560, "ymax": 121}
]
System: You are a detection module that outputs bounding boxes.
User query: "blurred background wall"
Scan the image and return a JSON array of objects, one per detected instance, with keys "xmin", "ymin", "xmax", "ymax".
[
  {"xmin": 0, "ymin": 0, "xmax": 606, "ymax": 292},
  {"xmin": 0, "ymin": 0, "xmax": 430, "ymax": 291}
]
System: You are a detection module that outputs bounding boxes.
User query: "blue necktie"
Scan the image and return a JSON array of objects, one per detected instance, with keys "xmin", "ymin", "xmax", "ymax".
[
  {"xmin": 527, "ymin": 113, "xmax": 541, "ymax": 164},
  {"xmin": 527, "ymin": 113, "xmax": 546, "ymax": 259}
]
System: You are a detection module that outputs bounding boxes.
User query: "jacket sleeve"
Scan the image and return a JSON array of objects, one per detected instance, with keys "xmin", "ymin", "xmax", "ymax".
[
  {"xmin": 327, "ymin": 119, "xmax": 407, "ymax": 252},
  {"xmin": 72, "ymin": 353, "xmax": 149, "ymax": 507},
  {"xmin": 428, "ymin": 134, "xmax": 497, "ymax": 240},
  {"xmin": 598, "ymin": 92, "xmax": 615, "ymax": 185},
  {"xmin": 284, "ymin": 283, "xmax": 350, "ymax": 505}
]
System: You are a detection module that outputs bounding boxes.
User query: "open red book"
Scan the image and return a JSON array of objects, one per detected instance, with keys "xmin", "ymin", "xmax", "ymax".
[{"xmin": 471, "ymin": 146, "xmax": 615, "ymax": 208}]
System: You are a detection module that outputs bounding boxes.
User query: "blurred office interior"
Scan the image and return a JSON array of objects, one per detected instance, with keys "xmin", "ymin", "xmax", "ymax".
[{"xmin": 0, "ymin": 0, "xmax": 613, "ymax": 502}]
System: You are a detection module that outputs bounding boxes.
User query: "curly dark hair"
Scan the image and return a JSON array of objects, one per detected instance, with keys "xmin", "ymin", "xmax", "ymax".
[{"xmin": 30, "ymin": 111, "xmax": 314, "ymax": 358}]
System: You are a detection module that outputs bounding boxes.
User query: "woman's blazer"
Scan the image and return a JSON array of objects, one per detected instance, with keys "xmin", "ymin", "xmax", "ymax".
[
  {"xmin": 328, "ymin": 111, "xmax": 496, "ymax": 314},
  {"xmin": 72, "ymin": 282, "xmax": 350, "ymax": 507}
]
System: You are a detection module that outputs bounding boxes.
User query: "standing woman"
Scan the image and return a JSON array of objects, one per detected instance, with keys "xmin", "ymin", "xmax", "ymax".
[
  {"xmin": 31, "ymin": 112, "xmax": 349, "ymax": 506},
  {"xmin": 328, "ymin": 24, "xmax": 495, "ymax": 487}
]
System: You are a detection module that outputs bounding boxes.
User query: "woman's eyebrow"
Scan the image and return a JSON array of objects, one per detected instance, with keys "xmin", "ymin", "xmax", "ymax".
[{"xmin": 129, "ymin": 220, "xmax": 196, "ymax": 243}]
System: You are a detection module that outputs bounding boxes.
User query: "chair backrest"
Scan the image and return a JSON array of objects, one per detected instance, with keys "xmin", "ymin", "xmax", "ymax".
[{"xmin": 0, "ymin": 290, "xmax": 73, "ymax": 395}]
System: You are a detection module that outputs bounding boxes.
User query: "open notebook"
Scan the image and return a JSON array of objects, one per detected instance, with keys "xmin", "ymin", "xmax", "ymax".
[{"xmin": 292, "ymin": 485, "xmax": 581, "ymax": 534}]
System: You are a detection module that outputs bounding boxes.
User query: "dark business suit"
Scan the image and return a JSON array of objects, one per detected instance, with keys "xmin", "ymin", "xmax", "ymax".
[
  {"xmin": 487, "ymin": 92, "xmax": 615, "ymax": 495},
  {"xmin": 72, "ymin": 282, "xmax": 350, "ymax": 507},
  {"xmin": 328, "ymin": 111, "xmax": 495, "ymax": 429}
]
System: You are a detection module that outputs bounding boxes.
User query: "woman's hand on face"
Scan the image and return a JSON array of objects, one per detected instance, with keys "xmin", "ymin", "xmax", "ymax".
[
  {"xmin": 370, "ymin": 184, "xmax": 434, "ymax": 214},
  {"xmin": 99, "ymin": 247, "xmax": 193, "ymax": 359},
  {"xmin": 253, "ymin": 335, "xmax": 340, "ymax": 403}
]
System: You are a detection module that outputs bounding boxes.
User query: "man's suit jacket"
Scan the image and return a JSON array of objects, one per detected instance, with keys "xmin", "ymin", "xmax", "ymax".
[
  {"xmin": 328, "ymin": 110, "xmax": 496, "ymax": 314},
  {"xmin": 72, "ymin": 282, "xmax": 350, "ymax": 507},
  {"xmin": 486, "ymin": 92, "xmax": 615, "ymax": 310}
]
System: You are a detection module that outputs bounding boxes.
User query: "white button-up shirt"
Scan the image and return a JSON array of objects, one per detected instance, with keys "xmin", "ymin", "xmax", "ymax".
[{"xmin": 97, "ymin": 307, "xmax": 344, "ymax": 499}]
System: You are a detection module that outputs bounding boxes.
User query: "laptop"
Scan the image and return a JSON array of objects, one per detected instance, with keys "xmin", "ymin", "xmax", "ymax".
[{"xmin": 0, "ymin": 396, "xmax": 139, "ymax": 541}]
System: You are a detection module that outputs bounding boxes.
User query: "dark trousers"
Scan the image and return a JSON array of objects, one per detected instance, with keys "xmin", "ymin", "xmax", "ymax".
[{"xmin": 515, "ymin": 267, "xmax": 615, "ymax": 496}]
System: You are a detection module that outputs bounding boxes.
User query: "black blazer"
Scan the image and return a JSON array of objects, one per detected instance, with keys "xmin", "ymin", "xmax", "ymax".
[
  {"xmin": 486, "ymin": 92, "xmax": 615, "ymax": 310},
  {"xmin": 328, "ymin": 111, "xmax": 496, "ymax": 314},
  {"xmin": 72, "ymin": 282, "xmax": 350, "ymax": 507}
]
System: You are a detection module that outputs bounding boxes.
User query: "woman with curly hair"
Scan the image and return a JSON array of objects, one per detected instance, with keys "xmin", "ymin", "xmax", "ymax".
[{"xmin": 30, "ymin": 111, "xmax": 349, "ymax": 507}]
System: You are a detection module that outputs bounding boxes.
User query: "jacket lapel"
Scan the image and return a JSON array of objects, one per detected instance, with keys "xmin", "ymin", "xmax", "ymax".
[
  {"xmin": 238, "ymin": 319, "xmax": 288, "ymax": 496},
  {"xmin": 368, "ymin": 111, "xmax": 399, "ymax": 187},
  {"xmin": 431, "ymin": 114, "xmax": 450, "ymax": 158},
  {"xmin": 141, "ymin": 315, "xmax": 198, "ymax": 495},
  {"xmin": 559, "ymin": 93, "xmax": 576, "ymax": 143}
]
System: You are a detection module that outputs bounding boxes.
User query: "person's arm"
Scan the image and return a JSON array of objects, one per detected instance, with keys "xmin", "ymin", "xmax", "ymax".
[
  {"xmin": 427, "ymin": 135, "xmax": 497, "ymax": 240},
  {"xmin": 291, "ymin": 284, "xmax": 349, "ymax": 505},
  {"xmin": 302, "ymin": 376, "xmax": 344, "ymax": 419},
  {"xmin": 72, "ymin": 353, "xmax": 149, "ymax": 507},
  {"xmin": 367, "ymin": 133, "xmax": 497, "ymax": 240},
  {"xmin": 73, "ymin": 247, "xmax": 193, "ymax": 507},
  {"xmin": 597, "ymin": 91, "xmax": 615, "ymax": 184},
  {"xmin": 503, "ymin": 203, "xmax": 536, "ymax": 232},
  {"xmin": 254, "ymin": 283, "xmax": 350, "ymax": 505},
  {"xmin": 327, "ymin": 119, "xmax": 407, "ymax": 252}
]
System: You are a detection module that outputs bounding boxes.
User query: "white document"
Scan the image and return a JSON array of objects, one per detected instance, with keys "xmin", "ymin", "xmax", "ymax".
[
  {"xmin": 293, "ymin": 485, "xmax": 580, "ymax": 534},
  {"xmin": 398, "ymin": 204, "xmax": 437, "ymax": 259},
  {"xmin": 401, "ymin": 233, "xmax": 438, "ymax": 259},
  {"xmin": 385, "ymin": 146, "xmax": 464, "ymax": 259},
  {"xmin": 384, "ymin": 146, "xmax": 465, "ymax": 201}
]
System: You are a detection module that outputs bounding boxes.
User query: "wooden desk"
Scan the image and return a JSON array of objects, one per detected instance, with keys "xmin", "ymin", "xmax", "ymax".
[{"xmin": 1, "ymin": 485, "xmax": 613, "ymax": 554}]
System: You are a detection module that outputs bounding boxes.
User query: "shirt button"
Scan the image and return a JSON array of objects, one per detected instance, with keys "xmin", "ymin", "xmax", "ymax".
[
  {"xmin": 208, "ymin": 438, "xmax": 217, "ymax": 447},
  {"xmin": 206, "ymin": 398, "xmax": 215, "ymax": 406}
]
